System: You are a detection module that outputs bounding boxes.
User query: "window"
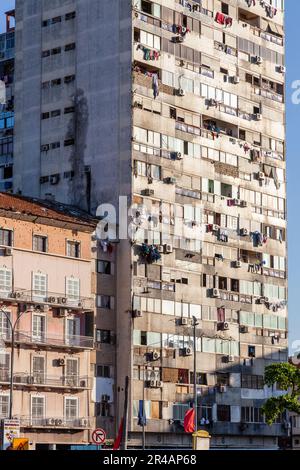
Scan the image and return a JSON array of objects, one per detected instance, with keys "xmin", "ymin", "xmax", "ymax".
[
  {"xmin": 217, "ymin": 405, "xmax": 231, "ymax": 422},
  {"xmin": 31, "ymin": 396, "xmax": 45, "ymax": 425},
  {"xmin": 0, "ymin": 229, "xmax": 13, "ymax": 246},
  {"xmin": 65, "ymin": 43, "xmax": 76, "ymax": 51},
  {"xmin": 96, "ymin": 365, "xmax": 111, "ymax": 378},
  {"xmin": 0, "ymin": 395, "xmax": 9, "ymax": 418},
  {"xmin": 241, "ymin": 406, "xmax": 264, "ymax": 423},
  {"xmin": 66, "ymin": 359, "xmax": 79, "ymax": 387},
  {"xmin": 65, "ymin": 12, "xmax": 76, "ymax": 20},
  {"xmin": 65, "ymin": 397, "xmax": 78, "ymax": 422},
  {"xmin": 32, "ymin": 356, "xmax": 45, "ymax": 384},
  {"xmin": 216, "ymin": 373, "xmax": 230, "ymax": 386},
  {"xmin": 96, "ymin": 329, "xmax": 111, "ymax": 344},
  {"xmin": 32, "ymin": 273, "xmax": 47, "ymax": 299},
  {"xmin": 241, "ymin": 374, "xmax": 264, "ymax": 389},
  {"xmin": 33, "ymin": 235, "xmax": 48, "ymax": 253},
  {"xmin": 32, "ymin": 315, "xmax": 46, "ymax": 342},
  {"xmin": 97, "ymin": 295, "xmax": 115, "ymax": 310},
  {"xmin": 66, "ymin": 277, "xmax": 80, "ymax": 301},
  {"xmin": 0, "ymin": 353, "xmax": 9, "ymax": 382},
  {"xmin": 52, "ymin": 47, "xmax": 61, "ymax": 55},
  {"xmin": 0, "ymin": 269, "xmax": 12, "ymax": 294},
  {"xmin": 248, "ymin": 345, "xmax": 256, "ymax": 358},
  {"xmin": 97, "ymin": 261, "xmax": 114, "ymax": 275},
  {"xmin": 221, "ymin": 3, "xmax": 229, "ymax": 15},
  {"xmin": 66, "ymin": 241, "xmax": 81, "ymax": 258},
  {"xmin": 190, "ymin": 372, "xmax": 207, "ymax": 385},
  {"xmin": 0, "ymin": 311, "xmax": 10, "ymax": 339}
]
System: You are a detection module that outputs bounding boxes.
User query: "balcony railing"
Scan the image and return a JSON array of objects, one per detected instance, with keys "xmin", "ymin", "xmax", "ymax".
[
  {"xmin": 0, "ymin": 328, "xmax": 94, "ymax": 350},
  {"xmin": 0, "ymin": 371, "xmax": 91, "ymax": 389},
  {"xmin": 20, "ymin": 416, "xmax": 92, "ymax": 429},
  {"xmin": 0, "ymin": 288, "xmax": 94, "ymax": 311}
]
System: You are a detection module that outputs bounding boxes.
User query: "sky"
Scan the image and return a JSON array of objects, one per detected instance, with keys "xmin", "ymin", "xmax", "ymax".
[{"xmin": 0, "ymin": 1, "xmax": 299, "ymax": 351}]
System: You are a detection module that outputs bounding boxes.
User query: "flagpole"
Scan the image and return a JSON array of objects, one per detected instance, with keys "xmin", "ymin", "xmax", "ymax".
[{"xmin": 192, "ymin": 316, "xmax": 199, "ymax": 433}]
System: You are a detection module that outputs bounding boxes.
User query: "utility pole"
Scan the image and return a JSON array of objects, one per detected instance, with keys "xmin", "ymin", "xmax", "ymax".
[{"xmin": 192, "ymin": 316, "xmax": 199, "ymax": 432}]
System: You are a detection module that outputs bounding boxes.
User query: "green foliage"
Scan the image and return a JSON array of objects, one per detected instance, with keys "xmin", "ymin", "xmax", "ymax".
[{"xmin": 262, "ymin": 363, "xmax": 300, "ymax": 425}]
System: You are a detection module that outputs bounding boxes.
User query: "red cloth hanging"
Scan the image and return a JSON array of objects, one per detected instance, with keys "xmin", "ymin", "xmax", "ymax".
[
  {"xmin": 184, "ymin": 408, "xmax": 195, "ymax": 433},
  {"xmin": 215, "ymin": 12, "xmax": 225, "ymax": 25}
]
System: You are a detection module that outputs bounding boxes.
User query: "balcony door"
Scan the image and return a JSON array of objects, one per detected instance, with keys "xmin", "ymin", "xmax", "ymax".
[
  {"xmin": 31, "ymin": 396, "xmax": 45, "ymax": 426},
  {"xmin": 0, "ymin": 311, "xmax": 10, "ymax": 340},
  {"xmin": 65, "ymin": 397, "xmax": 78, "ymax": 426},
  {"xmin": 66, "ymin": 359, "xmax": 79, "ymax": 387},
  {"xmin": 32, "ymin": 356, "xmax": 45, "ymax": 385},
  {"xmin": 32, "ymin": 315, "xmax": 46, "ymax": 343},
  {"xmin": 0, "ymin": 353, "xmax": 9, "ymax": 383},
  {"xmin": 66, "ymin": 317, "xmax": 80, "ymax": 346}
]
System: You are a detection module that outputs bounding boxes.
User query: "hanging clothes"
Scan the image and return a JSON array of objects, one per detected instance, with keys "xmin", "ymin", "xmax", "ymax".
[
  {"xmin": 152, "ymin": 74, "xmax": 159, "ymax": 99},
  {"xmin": 217, "ymin": 307, "xmax": 226, "ymax": 323}
]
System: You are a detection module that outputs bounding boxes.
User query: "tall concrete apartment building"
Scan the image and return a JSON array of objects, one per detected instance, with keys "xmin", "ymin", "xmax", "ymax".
[
  {"xmin": 13, "ymin": 0, "xmax": 287, "ymax": 449},
  {"xmin": 0, "ymin": 11, "xmax": 15, "ymax": 193}
]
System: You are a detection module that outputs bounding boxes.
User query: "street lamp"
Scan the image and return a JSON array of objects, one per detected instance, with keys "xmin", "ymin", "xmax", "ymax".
[
  {"xmin": 0, "ymin": 305, "xmax": 29, "ymax": 419},
  {"xmin": 140, "ymin": 352, "xmax": 159, "ymax": 450}
]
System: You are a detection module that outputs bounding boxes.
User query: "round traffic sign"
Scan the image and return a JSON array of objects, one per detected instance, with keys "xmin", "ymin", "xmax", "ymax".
[{"xmin": 92, "ymin": 428, "xmax": 106, "ymax": 445}]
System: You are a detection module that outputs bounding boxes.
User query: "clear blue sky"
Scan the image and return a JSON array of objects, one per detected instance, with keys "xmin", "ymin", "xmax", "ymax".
[{"xmin": 0, "ymin": 2, "xmax": 299, "ymax": 350}]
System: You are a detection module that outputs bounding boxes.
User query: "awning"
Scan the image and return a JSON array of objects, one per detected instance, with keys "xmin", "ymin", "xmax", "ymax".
[{"xmin": 267, "ymin": 21, "xmax": 283, "ymax": 37}]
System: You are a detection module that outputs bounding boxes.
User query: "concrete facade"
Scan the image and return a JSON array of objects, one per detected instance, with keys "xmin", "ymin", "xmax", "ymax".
[
  {"xmin": 0, "ymin": 193, "xmax": 97, "ymax": 449},
  {"xmin": 13, "ymin": 0, "xmax": 287, "ymax": 449}
]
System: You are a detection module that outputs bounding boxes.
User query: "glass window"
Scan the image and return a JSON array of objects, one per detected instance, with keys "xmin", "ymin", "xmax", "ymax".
[
  {"xmin": 0, "ymin": 229, "xmax": 13, "ymax": 246},
  {"xmin": 0, "ymin": 269, "xmax": 12, "ymax": 294},
  {"xmin": 97, "ymin": 261, "xmax": 113, "ymax": 275},
  {"xmin": 66, "ymin": 277, "xmax": 80, "ymax": 301},
  {"xmin": 31, "ymin": 396, "xmax": 45, "ymax": 424},
  {"xmin": 0, "ymin": 395, "xmax": 9, "ymax": 418},
  {"xmin": 32, "ymin": 273, "xmax": 47, "ymax": 299},
  {"xmin": 97, "ymin": 295, "xmax": 114, "ymax": 310},
  {"xmin": 66, "ymin": 241, "xmax": 81, "ymax": 258},
  {"xmin": 33, "ymin": 235, "xmax": 48, "ymax": 253},
  {"xmin": 65, "ymin": 398, "xmax": 78, "ymax": 422}
]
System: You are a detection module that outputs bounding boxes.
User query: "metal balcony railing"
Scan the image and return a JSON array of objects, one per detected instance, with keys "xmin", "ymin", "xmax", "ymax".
[
  {"xmin": 0, "ymin": 328, "xmax": 94, "ymax": 349},
  {"xmin": 0, "ymin": 288, "xmax": 94, "ymax": 311},
  {"xmin": 20, "ymin": 416, "xmax": 92, "ymax": 429},
  {"xmin": 0, "ymin": 371, "xmax": 91, "ymax": 389}
]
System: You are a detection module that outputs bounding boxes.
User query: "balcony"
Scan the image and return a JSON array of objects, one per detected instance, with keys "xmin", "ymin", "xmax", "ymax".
[
  {"xmin": 0, "ymin": 288, "xmax": 94, "ymax": 311},
  {"xmin": 20, "ymin": 416, "xmax": 92, "ymax": 430},
  {"xmin": 0, "ymin": 371, "xmax": 91, "ymax": 389},
  {"xmin": 0, "ymin": 328, "xmax": 94, "ymax": 350}
]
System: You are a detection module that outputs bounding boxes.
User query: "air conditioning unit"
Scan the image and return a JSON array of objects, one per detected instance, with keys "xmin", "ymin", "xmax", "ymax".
[
  {"xmin": 234, "ymin": 260, "xmax": 242, "ymax": 268},
  {"xmin": 227, "ymin": 355, "xmax": 235, "ymax": 363},
  {"xmin": 255, "ymin": 113, "xmax": 263, "ymax": 121},
  {"xmin": 173, "ymin": 36, "xmax": 184, "ymax": 43},
  {"xmin": 164, "ymin": 244, "xmax": 173, "ymax": 254},
  {"xmin": 4, "ymin": 247, "xmax": 12, "ymax": 256},
  {"xmin": 177, "ymin": 88, "xmax": 185, "ymax": 97},
  {"xmin": 156, "ymin": 380, "xmax": 163, "ymax": 388},
  {"xmin": 258, "ymin": 171, "xmax": 265, "ymax": 181},
  {"xmin": 55, "ymin": 419, "xmax": 64, "ymax": 426},
  {"xmin": 47, "ymin": 296, "xmax": 57, "ymax": 304},
  {"xmin": 179, "ymin": 317, "xmax": 188, "ymax": 326},
  {"xmin": 142, "ymin": 189, "xmax": 155, "ymax": 197},
  {"xmin": 57, "ymin": 297, "xmax": 67, "ymax": 304},
  {"xmin": 56, "ymin": 308, "xmax": 67, "ymax": 318},
  {"xmin": 46, "ymin": 418, "xmax": 56, "ymax": 426},
  {"xmin": 218, "ymin": 385, "xmax": 227, "ymax": 393},
  {"xmin": 182, "ymin": 347, "xmax": 192, "ymax": 357},
  {"xmin": 232, "ymin": 76, "xmax": 240, "ymax": 84},
  {"xmin": 163, "ymin": 177, "xmax": 177, "ymax": 185},
  {"xmin": 255, "ymin": 56, "xmax": 263, "ymax": 64},
  {"xmin": 212, "ymin": 224, "xmax": 220, "ymax": 231},
  {"xmin": 80, "ymin": 380, "xmax": 87, "ymax": 388},
  {"xmin": 279, "ymin": 65, "xmax": 286, "ymax": 73},
  {"xmin": 240, "ymin": 325, "xmax": 249, "ymax": 334},
  {"xmin": 147, "ymin": 380, "xmax": 158, "ymax": 388},
  {"xmin": 240, "ymin": 200, "xmax": 248, "ymax": 208},
  {"xmin": 171, "ymin": 151, "xmax": 182, "ymax": 160},
  {"xmin": 132, "ymin": 309, "xmax": 143, "ymax": 318},
  {"xmin": 240, "ymin": 228, "xmax": 248, "ymax": 236},
  {"xmin": 41, "ymin": 144, "xmax": 50, "ymax": 152},
  {"xmin": 57, "ymin": 358, "xmax": 65, "ymax": 367},
  {"xmin": 157, "ymin": 245, "xmax": 164, "ymax": 253},
  {"xmin": 220, "ymin": 322, "xmax": 230, "ymax": 331},
  {"xmin": 148, "ymin": 350, "xmax": 160, "ymax": 362},
  {"xmin": 233, "ymin": 199, "xmax": 240, "ymax": 206},
  {"xmin": 211, "ymin": 288, "xmax": 220, "ymax": 298}
]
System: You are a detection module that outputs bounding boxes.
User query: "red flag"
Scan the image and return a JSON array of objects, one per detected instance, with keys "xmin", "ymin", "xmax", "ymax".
[
  {"xmin": 113, "ymin": 418, "xmax": 124, "ymax": 450},
  {"xmin": 184, "ymin": 408, "xmax": 195, "ymax": 433}
]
